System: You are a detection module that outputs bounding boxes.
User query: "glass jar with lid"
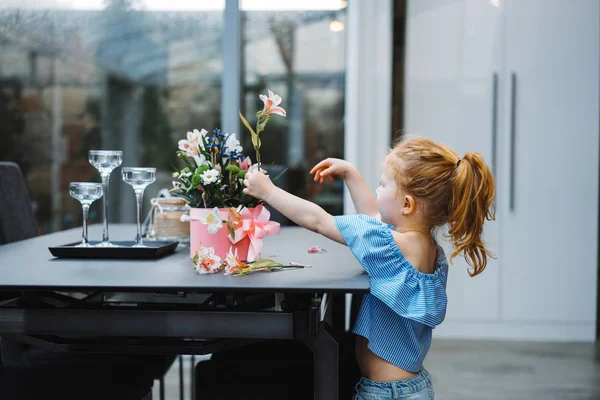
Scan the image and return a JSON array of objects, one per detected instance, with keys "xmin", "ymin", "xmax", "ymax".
[{"xmin": 147, "ymin": 197, "xmax": 190, "ymax": 243}]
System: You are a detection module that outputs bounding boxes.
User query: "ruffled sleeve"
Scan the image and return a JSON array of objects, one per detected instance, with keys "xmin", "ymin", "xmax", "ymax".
[{"xmin": 334, "ymin": 214, "xmax": 448, "ymax": 328}]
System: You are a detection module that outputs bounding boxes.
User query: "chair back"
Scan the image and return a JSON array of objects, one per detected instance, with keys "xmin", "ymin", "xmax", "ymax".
[{"xmin": 0, "ymin": 162, "xmax": 39, "ymax": 245}]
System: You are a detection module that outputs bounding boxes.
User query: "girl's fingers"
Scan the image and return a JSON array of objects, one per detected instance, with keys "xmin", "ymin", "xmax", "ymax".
[
  {"xmin": 320, "ymin": 167, "xmax": 335, "ymax": 177},
  {"xmin": 310, "ymin": 160, "xmax": 330, "ymax": 174},
  {"xmin": 312, "ymin": 167, "xmax": 338, "ymax": 184},
  {"xmin": 312, "ymin": 159, "xmax": 328, "ymax": 169},
  {"xmin": 313, "ymin": 168, "xmax": 328, "ymax": 180}
]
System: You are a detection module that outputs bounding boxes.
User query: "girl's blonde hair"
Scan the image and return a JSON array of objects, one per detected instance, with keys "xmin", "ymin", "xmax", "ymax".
[{"xmin": 386, "ymin": 137, "xmax": 496, "ymax": 277}]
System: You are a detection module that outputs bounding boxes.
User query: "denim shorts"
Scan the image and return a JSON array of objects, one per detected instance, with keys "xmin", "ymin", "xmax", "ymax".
[{"xmin": 353, "ymin": 368, "xmax": 434, "ymax": 400}]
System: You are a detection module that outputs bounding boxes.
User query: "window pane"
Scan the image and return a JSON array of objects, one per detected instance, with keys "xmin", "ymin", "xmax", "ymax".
[
  {"xmin": 241, "ymin": 3, "xmax": 347, "ymax": 224},
  {"xmin": 0, "ymin": 1, "xmax": 223, "ymax": 233}
]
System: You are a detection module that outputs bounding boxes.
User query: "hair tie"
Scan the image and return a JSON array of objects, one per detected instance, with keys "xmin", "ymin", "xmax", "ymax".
[{"xmin": 456, "ymin": 159, "xmax": 462, "ymax": 168}]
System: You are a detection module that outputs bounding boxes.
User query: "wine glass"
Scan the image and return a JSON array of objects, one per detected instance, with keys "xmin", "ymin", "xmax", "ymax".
[
  {"xmin": 122, "ymin": 167, "xmax": 156, "ymax": 247},
  {"xmin": 89, "ymin": 150, "xmax": 123, "ymax": 247},
  {"xmin": 69, "ymin": 182, "xmax": 104, "ymax": 247}
]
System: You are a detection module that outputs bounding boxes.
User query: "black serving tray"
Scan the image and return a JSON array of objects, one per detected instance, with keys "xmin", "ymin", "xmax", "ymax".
[{"xmin": 48, "ymin": 241, "xmax": 179, "ymax": 259}]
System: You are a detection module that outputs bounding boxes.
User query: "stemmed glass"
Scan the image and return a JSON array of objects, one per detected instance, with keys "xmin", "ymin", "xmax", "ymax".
[
  {"xmin": 69, "ymin": 182, "xmax": 104, "ymax": 247},
  {"xmin": 122, "ymin": 167, "xmax": 156, "ymax": 247},
  {"xmin": 89, "ymin": 150, "xmax": 123, "ymax": 247}
]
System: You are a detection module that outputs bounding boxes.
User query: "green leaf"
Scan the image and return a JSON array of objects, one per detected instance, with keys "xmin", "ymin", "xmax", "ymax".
[
  {"xmin": 248, "ymin": 259, "xmax": 283, "ymax": 269},
  {"xmin": 256, "ymin": 115, "xmax": 270, "ymax": 135},
  {"xmin": 239, "ymin": 111, "xmax": 259, "ymax": 148},
  {"xmin": 227, "ymin": 221, "xmax": 236, "ymax": 241},
  {"xmin": 271, "ymin": 167, "xmax": 288, "ymax": 184},
  {"xmin": 181, "ymin": 155, "xmax": 195, "ymax": 171}
]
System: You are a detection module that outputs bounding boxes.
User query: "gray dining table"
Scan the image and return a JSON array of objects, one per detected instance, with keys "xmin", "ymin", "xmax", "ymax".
[{"xmin": 0, "ymin": 224, "xmax": 369, "ymax": 399}]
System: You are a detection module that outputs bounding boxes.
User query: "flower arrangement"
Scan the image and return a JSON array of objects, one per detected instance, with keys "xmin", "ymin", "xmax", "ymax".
[
  {"xmin": 171, "ymin": 90, "xmax": 286, "ymax": 209},
  {"xmin": 171, "ymin": 90, "xmax": 290, "ymax": 272},
  {"xmin": 171, "ymin": 127, "xmax": 254, "ymax": 209}
]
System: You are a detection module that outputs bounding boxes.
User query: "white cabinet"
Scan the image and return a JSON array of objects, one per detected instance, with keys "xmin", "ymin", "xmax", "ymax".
[
  {"xmin": 500, "ymin": 0, "xmax": 599, "ymax": 324},
  {"xmin": 404, "ymin": 0, "xmax": 599, "ymax": 340}
]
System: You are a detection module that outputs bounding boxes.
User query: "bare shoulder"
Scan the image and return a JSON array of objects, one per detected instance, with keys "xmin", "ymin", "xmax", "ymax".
[{"xmin": 390, "ymin": 230, "xmax": 437, "ymax": 274}]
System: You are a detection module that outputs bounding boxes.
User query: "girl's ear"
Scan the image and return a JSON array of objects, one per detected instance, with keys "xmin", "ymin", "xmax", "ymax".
[{"xmin": 402, "ymin": 194, "xmax": 417, "ymax": 216}]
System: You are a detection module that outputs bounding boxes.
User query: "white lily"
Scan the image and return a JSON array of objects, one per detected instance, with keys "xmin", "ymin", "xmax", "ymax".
[
  {"xmin": 179, "ymin": 128, "xmax": 208, "ymax": 161},
  {"xmin": 224, "ymin": 133, "xmax": 243, "ymax": 154},
  {"xmin": 179, "ymin": 130, "xmax": 200, "ymax": 153},
  {"xmin": 193, "ymin": 154, "xmax": 208, "ymax": 166},
  {"xmin": 201, "ymin": 207, "xmax": 222, "ymax": 234},
  {"xmin": 223, "ymin": 247, "xmax": 244, "ymax": 275}
]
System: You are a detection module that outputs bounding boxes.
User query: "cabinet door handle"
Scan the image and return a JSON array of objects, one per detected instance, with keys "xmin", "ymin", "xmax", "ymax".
[
  {"xmin": 491, "ymin": 73, "xmax": 498, "ymax": 178},
  {"xmin": 509, "ymin": 72, "xmax": 517, "ymax": 211}
]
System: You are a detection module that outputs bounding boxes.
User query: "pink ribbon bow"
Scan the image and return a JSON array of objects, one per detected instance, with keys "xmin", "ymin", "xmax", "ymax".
[{"xmin": 229, "ymin": 205, "xmax": 280, "ymax": 261}]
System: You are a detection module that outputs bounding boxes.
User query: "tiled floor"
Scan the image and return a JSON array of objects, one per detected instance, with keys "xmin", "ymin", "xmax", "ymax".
[{"xmin": 154, "ymin": 340, "xmax": 600, "ymax": 400}]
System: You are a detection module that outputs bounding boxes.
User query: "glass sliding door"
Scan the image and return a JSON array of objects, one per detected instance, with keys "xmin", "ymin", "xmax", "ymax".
[
  {"xmin": 240, "ymin": 0, "xmax": 347, "ymax": 224},
  {"xmin": 0, "ymin": 0, "xmax": 224, "ymax": 232}
]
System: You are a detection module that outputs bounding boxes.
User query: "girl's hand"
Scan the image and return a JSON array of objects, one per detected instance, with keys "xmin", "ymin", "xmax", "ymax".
[
  {"xmin": 310, "ymin": 158, "xmax": 356, "ymax": 184},
  {"xmin": 242, "ymin": 165, "xmax": 275, "ymax": 201}
]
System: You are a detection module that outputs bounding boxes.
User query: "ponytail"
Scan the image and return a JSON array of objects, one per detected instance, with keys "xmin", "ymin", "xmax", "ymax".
[
  {"xmin": 387, "ymin": 137, "xmax": 496, "ymax": 277},
  {"xmin": 448, "ymin": 152, "xmax": 496, "ymax": 276}
]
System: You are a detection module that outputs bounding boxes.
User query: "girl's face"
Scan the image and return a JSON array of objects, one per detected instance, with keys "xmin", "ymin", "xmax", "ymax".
[{"xmin": 376, "ymin": 169, "xmax": 402, "ymax": 223}]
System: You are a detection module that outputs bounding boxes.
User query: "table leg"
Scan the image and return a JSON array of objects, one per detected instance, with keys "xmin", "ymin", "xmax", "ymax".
[
  {"xmin": 301, "ymin": 323, "xmax": 338, "ymax": 400},
  {"xmin": 179, "ymin": 355, "xmax": 184, "ymax": 400},
  {"xmin": 190, "ymin": 355, "xmax": 196, "ymax": 400},
  {"xmin": 329, "ymin": 293, "xmax": 346, "ymax": 331}
]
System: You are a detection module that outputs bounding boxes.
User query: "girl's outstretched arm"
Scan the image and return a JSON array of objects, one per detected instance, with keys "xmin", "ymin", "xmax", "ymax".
[{"xmin": 243, "ymin": 167, "xmax": 345, "ymax": 244}]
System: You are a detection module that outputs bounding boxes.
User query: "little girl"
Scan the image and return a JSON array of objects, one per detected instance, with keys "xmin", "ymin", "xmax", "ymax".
[{"xmin": 243, "ymin": 136, "xmax": 495, "ymax": 399}]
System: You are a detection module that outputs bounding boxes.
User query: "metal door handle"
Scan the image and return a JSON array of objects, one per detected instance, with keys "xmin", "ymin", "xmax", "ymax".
[{"xmin": 509, "ymin": 72, "xmax": 517, "ymax": 211}]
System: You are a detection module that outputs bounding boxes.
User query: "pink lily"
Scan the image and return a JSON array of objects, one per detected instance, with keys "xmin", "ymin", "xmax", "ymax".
[
  {"xmin": 239, "ymin": 156, "xmax": 251, "ymax": 171},
  {"xmin": 259, "ymin": 90, "xmax": 286, "ymax": 117}
]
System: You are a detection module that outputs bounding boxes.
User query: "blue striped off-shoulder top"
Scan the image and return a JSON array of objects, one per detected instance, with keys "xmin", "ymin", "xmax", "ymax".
[{"xmin": 335, "ymin": 214, "xmax": 449, "ymax": 372}]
